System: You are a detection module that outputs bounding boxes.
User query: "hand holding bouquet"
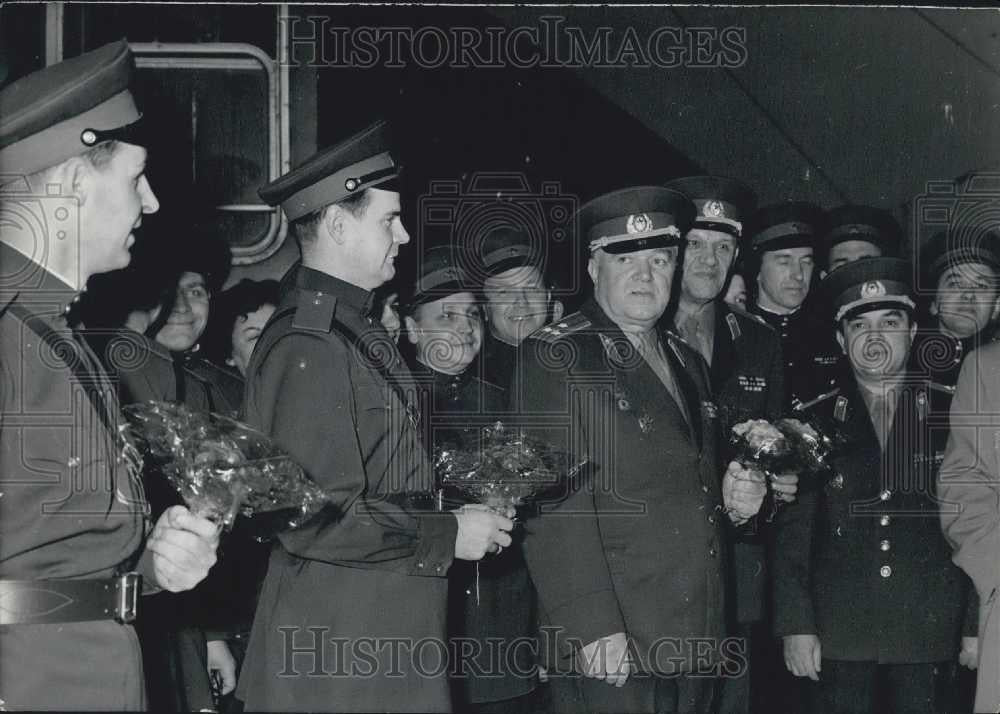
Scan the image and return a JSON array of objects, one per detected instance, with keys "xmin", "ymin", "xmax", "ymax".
[
  {"xmin": 729, "ymin": 417, "xmax": 840, "ymax": 523},
  {"xmin": 434, "ymin": 421, "xmax": 586, "ymax": 604},
  {"xmin": 124, "ymin": 401, "xmax": 330, "ymax": 533}
]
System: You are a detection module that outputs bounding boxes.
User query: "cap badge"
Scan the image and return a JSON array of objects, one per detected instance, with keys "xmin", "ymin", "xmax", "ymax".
[
  {"xmin": 626, "ymin": 213, "xmax": 651, "ymax": 234},
  {"xmin": 705, "ymin": 200, "xmax": 725, "ymax": 218},
  {"xmin": 861, "ymin": 280, "xmax": 886, "ymax": 298}
]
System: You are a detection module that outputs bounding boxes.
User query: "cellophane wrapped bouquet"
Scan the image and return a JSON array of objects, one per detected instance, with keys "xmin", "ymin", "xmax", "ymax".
[
  {"xmin": 124, "ymin": 401, "xmax": 330, "ymax": 532},
  {"xmin": 433, "ymin": 421, "xmax": 587, "ymax": 515},
  {"xmin": 730, "ymin": 417, "xmax": 840, "ymax": 522}
]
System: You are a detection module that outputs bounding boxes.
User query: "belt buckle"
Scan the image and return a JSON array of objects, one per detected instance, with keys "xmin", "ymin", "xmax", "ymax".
[{"xmin": 114, "ymin": 572, "xmax": 140, "ymax": 624}]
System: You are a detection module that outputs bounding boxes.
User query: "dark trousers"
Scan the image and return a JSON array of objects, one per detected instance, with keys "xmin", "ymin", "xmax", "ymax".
[
  {"xmin": 806, "ymin": 659, "xmax": 951, "ymax": 714},
  {"xmin": 546, "ymin": 671, "xmax": 716, "ymax": 714}
]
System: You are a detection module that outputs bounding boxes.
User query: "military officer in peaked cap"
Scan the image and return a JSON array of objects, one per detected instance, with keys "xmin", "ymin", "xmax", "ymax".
[
  {"xmin": 665, "ymin": 176, "xmax": 795, "ymax": 714},
  {"xmin": 773, "ymin": 257, "xmax": 976, "ymax": 714},
  {"xmin": 470, "ymin": 225, "xmax": 563, "ymax": 397},
  {"xmin": 399, "ymin": 244, "xmax": 539, "ymax": 713},
  {"xmin": 241, "ymin": 121, "xmax": 513, "ymax": 712},
  {"xmin": 910, "ymin": 228, "xmax": 1000, "ymax": 396},
  {"xmin": 0, "ymin": 41, "xmax": 221, "ymax": 710},
  {"xmin": 820, "ymin": 205, "xmax": 902, "ymax": 275},
  {"xmin": 511, "ymin": 186, "xmax": 767, "ymax": 714},
  {"xmin": 746, "ymin": 202, "xmax": 840, "ymax": 411}
]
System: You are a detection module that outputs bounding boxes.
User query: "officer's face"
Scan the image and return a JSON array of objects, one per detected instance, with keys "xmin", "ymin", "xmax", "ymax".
[
  {"xmin": 229, "ymin": 302, "xmax": 276, "ymax": 376},
  {"xmin": 482, "ymin": 265, "xmax": 550, "ymax": 346},
  {"xmin": 681, "ymin": 228, "xmax": 738, "ymax": 303},
  {"xmin": 341, "ymin": 188, "xmax": 410, "ymax": 290},
  {"xmin": 837, "ymin": 308, "xmax": 916, "ymax": 380},
  {"xmin": 589, "ymin": 246, "xmax": 677, "ymax": 330},
  {"xmin": 756, "ymin": 247, "xmax": 815, "ymax": 313},
  {"xmin": 828, "ymin": 240, "xmax": 882, "ymax": 273},
  {"xmin": 724, "ymin": 274, "xmax": 748, "ymax": 309},
  {"xmin": 405, "ymin": 292, "xmax": 483, "ymax": 375},
  {"xmin": 156, "ymin": 271, "xmax": 210, "ymax": 353},
  {"xmin": 81, "ymin": 143, "xmax": 159, "ymax": 277},
  {"xmin": 930, "ymin": 262, "xmax": 1000, "ymax": 340}
]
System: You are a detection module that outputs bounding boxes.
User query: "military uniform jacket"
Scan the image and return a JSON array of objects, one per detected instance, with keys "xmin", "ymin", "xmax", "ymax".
[
  {"xmin": 237, "ymin": 265, "xmax": 458, "ymax": 713},
  {"xmin": 409, "ymin": 360, "xmax": 538, "ymax": 704},
  {"xmin": 707, "ymin": 301, "xmax": 785, "ymax": 626},
  {"xmin": 772, "ymin": 372, "xmax": 973, "ymax": 663},
  {"xmin": 750, "ymin": 302, "xmax": 839, "ymax": 412},
  {"xmin": 475, "ymin": 331, "xmax": 520, "ymax": 395},
  {"xmin": 512, "ymin": 297, "xmax": 727, "ymax": 676},
  {"xmin": 0, "ymin": 243, "xmax": 150, "ymax": 709}
]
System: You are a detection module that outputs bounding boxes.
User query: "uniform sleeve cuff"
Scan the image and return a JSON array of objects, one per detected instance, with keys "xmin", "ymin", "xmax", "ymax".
[
  {"xmin": 409, "ymin": 511, "xmax": 457, "ymax": 577},
  {"xmin": 546, "ymin": 588, "xmax": 626, "ymax": 659}
]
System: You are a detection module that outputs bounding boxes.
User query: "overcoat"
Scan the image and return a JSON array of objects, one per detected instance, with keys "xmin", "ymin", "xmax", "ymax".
[
  {"xmin": 940, "ymin": 342, "xmax": 1000, "ymax": 713},
  {"xmin": 237, "ymin": 265, "xmax": 458, "ymax": 712}
]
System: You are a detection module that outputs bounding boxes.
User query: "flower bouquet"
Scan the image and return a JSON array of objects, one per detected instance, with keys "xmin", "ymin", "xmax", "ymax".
[
  {"xmin": 730, "ymin": 417, "xmax": 840, "ymax": 522},
  {"xmin": 123, "ymin": 401, "xmax": 330, "ymax": 534},
  {"xmin": 434, "ymin": 421, "xmax": 586, "ymax": 602}
]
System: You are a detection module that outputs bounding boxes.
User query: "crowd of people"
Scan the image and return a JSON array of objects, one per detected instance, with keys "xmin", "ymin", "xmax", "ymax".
[{"xmin": 2, "ymin": 40, "xmax": 999, "ymax": 714}]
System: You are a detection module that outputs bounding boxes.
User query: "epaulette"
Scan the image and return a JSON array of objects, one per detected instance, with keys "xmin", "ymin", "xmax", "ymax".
[
  {"xmin": 792, "ymin": 386, "xmax": 841, "ymax": 413},
  {"xmin": 530, "ymin": 312, "xmax": 592, "ymax": 343},
  {"xmin": 291, "ymin": 289, "xmax": 339, "ymax": 334},
  {"xmin": 928, "ymin": 381, "xmax": 956, "ymax": 396}
]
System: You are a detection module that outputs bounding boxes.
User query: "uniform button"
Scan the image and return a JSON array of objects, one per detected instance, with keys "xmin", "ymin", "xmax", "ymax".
[
  {"xmin": 880, "ymin": 489, "xmax": 892, "ymax": 501},
  {"xmin": 417, "ymin": 562, "xmax": 424, "ymax": 569},
  {"xmin": 708, "ymin": 548, "xmax": 718, "ymax": 557},
  {"xmin": 701, "ymin": 485, "xmax": 710, "ymax": 494},
  {"xmin": 831, "ymin": 474, "xmax": 844, "ymax": 489},
  {"xmin": 880, "ymin": 515, "xmax": 891, "ymax": 527},
  {"xmin": 880, "ymin": 565, "xmax": 892, "ymax": 578},
  {"xmin": 707, "ymin": 514, "xmax": 717, "ymax": 525},
  {"xmin": 880, "ymin": 539, "xmax": 891, "ymax": 552},
  {"xmin": 835, "ymin": 525, "xmax": 843, "ymax": 537},
  {"xmin": 313, "ymin": 298, "xmax": 322, "ymax": 306},
  {"xmin": 67, "ymin": 456, "xmax": 81, "ymax": 468}
]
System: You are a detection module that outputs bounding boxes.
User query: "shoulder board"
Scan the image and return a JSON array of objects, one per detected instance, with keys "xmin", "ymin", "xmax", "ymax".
[
  {"xmin": 663, "ymin": 330, "xmax": 691, "ymax": 367},
  {"xmin": 792, "ymin": 387, "xmax": 841, "ymax": 412},
  {"xmin": 530, "ymin": 312, "xmax": 591, "ymax": 343},
  {"xmin": 727, "ymin": 303, "xmax": 771, "ymax": 329},
  {"xmin": 664, "ymin": 327, "xmax": 694, "ymax": 351},
  {"xmin": 725, "ymin": 311, "xmax": 742, "ymax": 340},
  {"xmin": 291, "ymin": 290, "xmax": 339, "ymax": 334},
  {"xmin": 928, "ymin": 381, "xmax": 956, "ymax": 396}
]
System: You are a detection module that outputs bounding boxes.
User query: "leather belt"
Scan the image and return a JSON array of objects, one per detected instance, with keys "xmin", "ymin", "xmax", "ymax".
[{"xmin": 0, "ymin": 573, "xmax": 140, "ymax": 626}]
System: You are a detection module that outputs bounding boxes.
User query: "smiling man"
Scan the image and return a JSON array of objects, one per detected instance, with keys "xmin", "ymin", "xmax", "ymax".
[
  {"xmin": 513, "ymin": 186, "xmax": 766, "ymax": 714},
  {"xmin": 244, "ymin": 121, "xmax": 512, "ymax": 712},
  {"xmin": 774, "ymin": 257, "xmax": 976, "ymax": 714},
  {"xmin": 472, "ymin": 226, "xmax": 563, "ymax": 394}
]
